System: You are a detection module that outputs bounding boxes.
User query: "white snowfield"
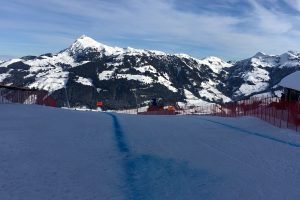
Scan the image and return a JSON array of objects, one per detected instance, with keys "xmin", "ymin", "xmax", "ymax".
[
  {"xmin": 1, "ymin": 104, "xmax": 300, "ymax": 200},
  {"xmin": 279, "ymin": 70, "xmax": 300, "ymax": 92}
]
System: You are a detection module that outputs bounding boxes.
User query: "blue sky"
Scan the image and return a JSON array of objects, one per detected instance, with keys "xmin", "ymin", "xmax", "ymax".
[{"xmin": 1, "ymin": 0, "xmax": 300, "ymax": 60}]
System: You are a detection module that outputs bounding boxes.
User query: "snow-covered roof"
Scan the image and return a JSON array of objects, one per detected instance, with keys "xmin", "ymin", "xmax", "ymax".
[{"xmin": 279, "ymin": 71, "xmax": 300, "ymax": 91}]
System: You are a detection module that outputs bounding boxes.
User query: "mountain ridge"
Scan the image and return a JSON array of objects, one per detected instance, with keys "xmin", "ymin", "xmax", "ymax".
[{"xmin": 0, "ymin": 35, "xmax": 299, "ymax": 109}]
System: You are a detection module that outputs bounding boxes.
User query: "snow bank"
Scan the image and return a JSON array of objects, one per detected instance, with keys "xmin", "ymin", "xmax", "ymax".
[
  {"xmin": 1, "ymin": 104, "xmax": 300, "ymax": 199},
  {"xmin": 279, "ymin": 71, "xmax": 300, "ymax": 91}
]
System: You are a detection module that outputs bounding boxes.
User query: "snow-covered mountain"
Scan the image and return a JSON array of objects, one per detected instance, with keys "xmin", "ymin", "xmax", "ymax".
[
  {"xmin": 0, "ymin": 35, "xmax": 300, "ymax": 109},
  {"xmin": 221, "ymin": 51, "xmax": 300, "ymax": 100}
]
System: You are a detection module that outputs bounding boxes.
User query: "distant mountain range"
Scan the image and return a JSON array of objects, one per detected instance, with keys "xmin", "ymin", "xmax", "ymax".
[{"xmin": 1, "ymin": 35, "xmax": 299, "ymax": 109}]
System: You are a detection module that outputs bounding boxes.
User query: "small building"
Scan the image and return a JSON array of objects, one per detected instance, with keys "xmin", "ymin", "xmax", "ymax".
[{"xmin": 279, "ymin": 71, "xmax": 300, "ymax": 101}]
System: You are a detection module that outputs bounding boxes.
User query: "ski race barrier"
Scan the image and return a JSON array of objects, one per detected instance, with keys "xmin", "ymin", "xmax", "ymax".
[
  {"xmin": 1, "ymin": 85, "xmax": 299, "ymax": 133},
  {"xmin": 210, "ymin": 96, "xmax": 300, "ymax": 133},
  {"xmin": 0, "ymin": 85, "xmax": 56, "ymax": 107},
  {"xmin": 115, "ymin": 96, "xmax": 300, "ymax": 133}
]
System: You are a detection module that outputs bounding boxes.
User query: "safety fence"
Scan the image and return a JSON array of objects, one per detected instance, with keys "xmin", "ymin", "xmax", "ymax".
[
  {"xmin": 114, "ymin": 96, "xmax": 300, "ymax": 132},
  {"xmin": 211, "ymin": 96, "xmax": 300, "ymax": 132},
  {"xmin": 2, "ymin": 85, "xmax": 299, "ymax": 132},
  {"xmin": 0, "ymin": 87, "xmax": 56, "ymax": 107},
  {"xmin": 113, "ymin": 104, "xmax": 216, "ymax": 115}
]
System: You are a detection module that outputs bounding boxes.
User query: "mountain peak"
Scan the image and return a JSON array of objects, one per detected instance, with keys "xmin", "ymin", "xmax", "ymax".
[
  {"xmin": 73, "ymin": 35, "xmax": 103, "ymax": 49},
  {"xmin": 66, "ymin": 35, "xmax": 124, "ymax": 56},
  {"xmin": 78, "ymin": 34, "xmax": 89, "ymax": 39},
  {"xmin": 199, "ymin": 56, "xmax": 232, "ymax": 73},
  {"xmin": 286, "ymin": 50, "xmax": 299, "ymax": 56},
  {"xmin": 253, "ymin": 52, "xmax": 266, "ymax": 58},
  {"xmin": 175, "ymin": 53, "xmax": 193, "ymax": 59},
  {"xmin": 202, "ymin": 56, "xmax": 224, "ymax": 62},
  {"xmin": 69, "ymin": 35, "xmax": 167, "ymax": 57}
]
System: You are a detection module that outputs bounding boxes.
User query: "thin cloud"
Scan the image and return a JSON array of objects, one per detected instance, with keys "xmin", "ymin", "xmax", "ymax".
[
  {"xmin": 284, "ymin": 0, "xmax": 300, "ymax": 11},
  {"xmin": 0, "ymin": 0, "xmax": 300, "ymax": 59},
  {"xmin": 249, "ymin": 0, "xmax": 293, "ymax": 34}
]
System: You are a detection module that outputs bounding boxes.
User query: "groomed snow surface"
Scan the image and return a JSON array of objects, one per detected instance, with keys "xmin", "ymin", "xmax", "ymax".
[{"xmin": 1, "ymin": 104, "xmax": 300, "ymax": 200}]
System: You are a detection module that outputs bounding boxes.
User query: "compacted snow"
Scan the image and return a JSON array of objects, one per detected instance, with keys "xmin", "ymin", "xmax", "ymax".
[{"xmin": 1, "ymin": 104, "xmax": 300, "ymax": 200}]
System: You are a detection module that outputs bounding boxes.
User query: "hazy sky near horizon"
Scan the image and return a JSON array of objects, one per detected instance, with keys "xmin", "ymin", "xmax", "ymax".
[{"xmin": 1, "ymin": 0, "xmax": 300, "ymax": 60}]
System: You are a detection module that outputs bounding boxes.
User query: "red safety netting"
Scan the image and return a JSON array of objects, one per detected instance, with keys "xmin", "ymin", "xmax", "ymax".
[
  {"xmin": 113, "ymin": 96, "xmax": 300, "ymax": 132},
  {"xmin": 3, "ymin": 87, "xmax": 298, "ymax": 132},
  {"xmin": 211, "ymin": 96, "xmax": 300, "ymax": 132},
  {"xmin": 0, "ymin": 88, "xmax": 56, "ymax": 107}
]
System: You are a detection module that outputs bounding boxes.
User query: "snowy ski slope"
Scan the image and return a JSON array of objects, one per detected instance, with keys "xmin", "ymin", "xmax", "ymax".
[{"xmin": 1, "ymin": 104, "xmax": 300, "ymax": 199}]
